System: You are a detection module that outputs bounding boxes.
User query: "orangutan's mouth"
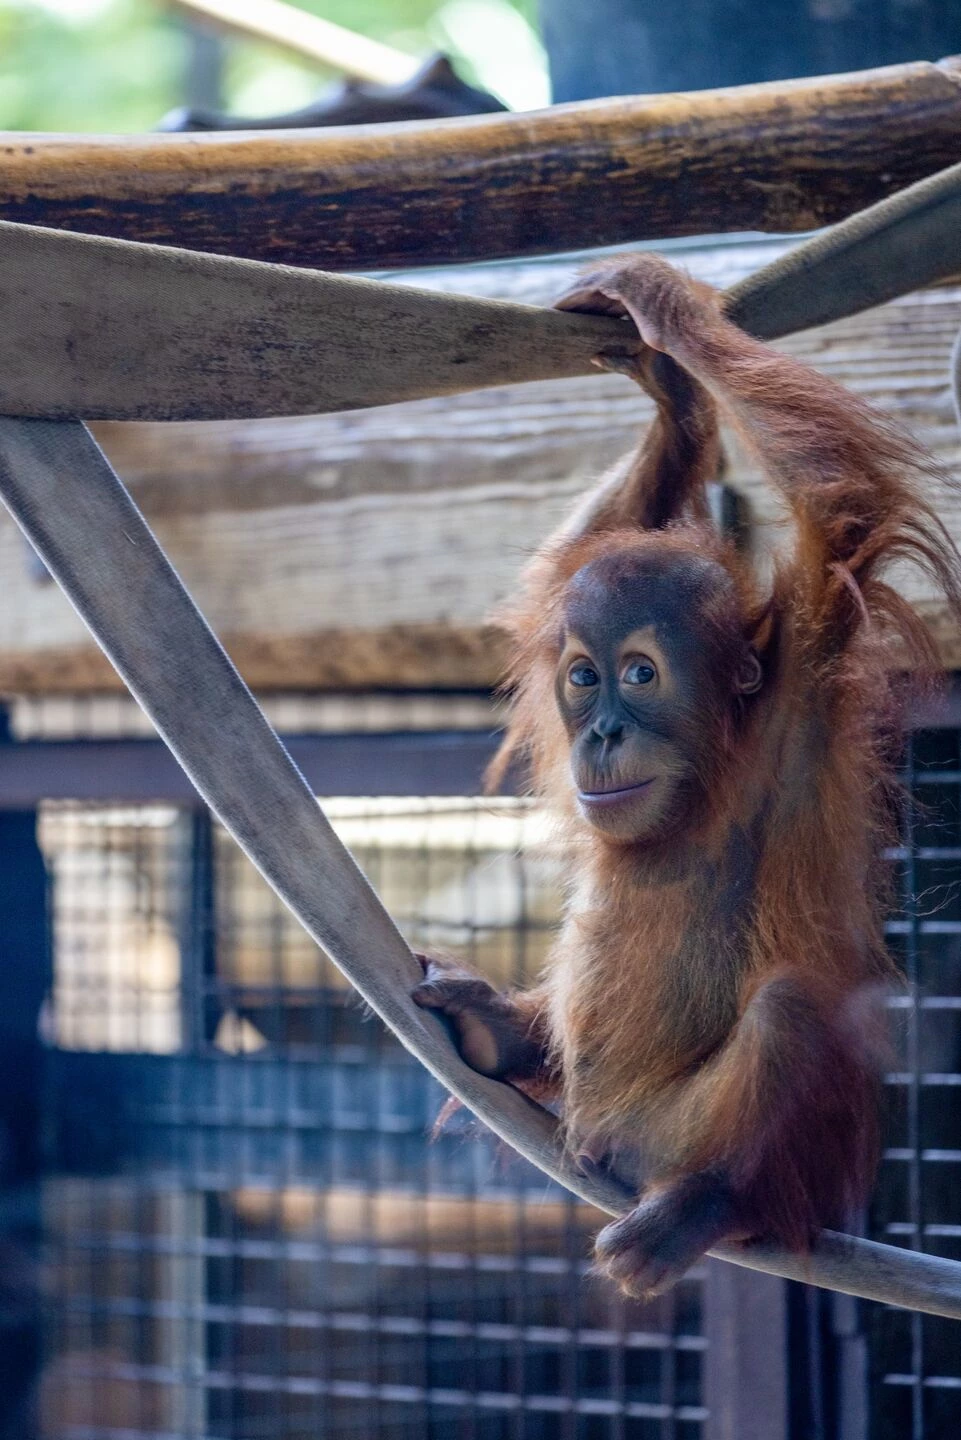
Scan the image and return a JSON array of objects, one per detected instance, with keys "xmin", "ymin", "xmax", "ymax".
[{"xmin": 577, "ymin": 778, "xmax": 656, "ymax": 808}]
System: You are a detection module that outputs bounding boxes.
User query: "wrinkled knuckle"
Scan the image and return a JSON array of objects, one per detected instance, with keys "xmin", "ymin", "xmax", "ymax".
[
  {"xmin": 435, "ymin": 982, "xmax": 469, "ymax": 1004},
  {"xmin": 437, "ymin": 973, "xmax": 471, "ymax": 993},
  {"xmin": 466, "ymin": 979, "xmax": 498, "ymax": 1001}
]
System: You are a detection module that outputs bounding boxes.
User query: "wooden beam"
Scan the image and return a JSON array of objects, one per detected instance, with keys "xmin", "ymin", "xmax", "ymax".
[
  {"xmin": 0, "ymin": 238, "xmax": 959, "ymax": 693},
  {"xmin": 2, "ymin": 55, "xmax": 961, "ymax": 269}
]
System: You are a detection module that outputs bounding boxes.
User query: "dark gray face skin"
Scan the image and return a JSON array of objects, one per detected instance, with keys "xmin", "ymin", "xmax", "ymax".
[{"xmin": 555, "ymin": 547, "xmax": 752, "ymax": 844}]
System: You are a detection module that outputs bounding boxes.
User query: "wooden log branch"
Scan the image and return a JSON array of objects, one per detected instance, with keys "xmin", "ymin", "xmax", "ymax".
[{"xmin": 3, "ymin": 54, "xmax": 961, "ymax": 269}]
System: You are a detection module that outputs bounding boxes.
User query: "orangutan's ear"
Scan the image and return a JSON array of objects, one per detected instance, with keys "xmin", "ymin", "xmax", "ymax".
[{"xmin": 736, "ymin": 651, "xmax": 763, "ymax": 695}]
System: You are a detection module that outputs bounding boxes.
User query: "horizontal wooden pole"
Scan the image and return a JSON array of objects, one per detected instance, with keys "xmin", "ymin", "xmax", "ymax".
[{"xmin": 3, "ymin": 54, "xmax": 961, "ymax": 269}]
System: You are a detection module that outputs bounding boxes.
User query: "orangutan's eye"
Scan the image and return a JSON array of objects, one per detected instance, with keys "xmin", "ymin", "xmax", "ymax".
[
  {"xmin": 622, "ymin": 659, "xmax": 656, "ymax": 686},
  {"xmin": 568, "ymin": 663, "xmax": 599, "ymax": 687}
]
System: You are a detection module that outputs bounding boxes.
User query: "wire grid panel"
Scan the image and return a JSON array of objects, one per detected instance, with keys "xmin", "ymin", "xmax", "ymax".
[
  {"xmin": 872, "ymin": 731, "xmax": 961, "ymax": 1440},
  {"xmin": 38, "ymin": 804, "xmax": 191, "ymax": 1054},
  {"xmin": 40, "ymin": 797, "xmax": 707, "ymax": 1440}
]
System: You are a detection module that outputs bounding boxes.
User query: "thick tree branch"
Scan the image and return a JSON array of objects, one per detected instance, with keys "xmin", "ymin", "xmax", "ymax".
[{"xmin": 2, "ymin": 54, "xmax": 961, "ymax": 269}]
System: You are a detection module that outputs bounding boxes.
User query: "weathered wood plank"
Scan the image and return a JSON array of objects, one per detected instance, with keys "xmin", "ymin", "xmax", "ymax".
[
  {"xmin": 3, "ymin": 55, "xmax": 961, "ymax": 268},
  {"xmin": 1, "ymin": 238, "xmax": 959, "ymax": 692}
]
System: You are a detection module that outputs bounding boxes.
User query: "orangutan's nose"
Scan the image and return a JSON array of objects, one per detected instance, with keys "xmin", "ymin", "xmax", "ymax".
[{"xmin": 591, "ymin": 713, "xmax": 624, "ymax": 743}]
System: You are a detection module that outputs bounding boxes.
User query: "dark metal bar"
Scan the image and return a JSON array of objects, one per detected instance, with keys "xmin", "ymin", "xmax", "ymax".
[
  {"xmin": 45, "ymin": 1050, "xmax": 548, "ymax": 1193},
  {"xmin": 0, "ymin": 732, "xmax": 502, "ymax": 807},
  {"xmin": 903, "ymin": 736, "xmax": 926, "ymax": 1440},
  {"xmin": 0, "ymin": 791, "xmax": 48, "ymax": 1439}
]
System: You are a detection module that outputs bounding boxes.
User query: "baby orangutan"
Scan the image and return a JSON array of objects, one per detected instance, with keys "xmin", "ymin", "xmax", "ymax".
[{"xmin": 413, "ymin": 253, "xmax": 961, "ymax": 1297}]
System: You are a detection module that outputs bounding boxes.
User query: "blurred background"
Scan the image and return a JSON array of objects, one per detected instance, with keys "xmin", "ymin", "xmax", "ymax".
[
  {"xmin": 0, "ymin": 0, "xmax": 548, "ymax": 131},
  {"xmin": 4, "ymin": 0, "xmax": 961, "ymax": 132}
]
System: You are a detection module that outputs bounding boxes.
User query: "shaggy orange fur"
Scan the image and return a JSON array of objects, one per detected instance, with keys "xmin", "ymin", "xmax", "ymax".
[{"xmin": 414, "ymin": 254, "xmax": 961, "ymax": 1295}]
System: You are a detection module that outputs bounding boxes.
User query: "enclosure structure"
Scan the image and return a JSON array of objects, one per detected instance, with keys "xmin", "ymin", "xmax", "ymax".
[
  {"xmin": 0, "ymin": 693, "xmax": 953, "ymax": 1440},
  {"xmin": 0, "ymin": 217, "xmax": 945, "ymax": 1439}
]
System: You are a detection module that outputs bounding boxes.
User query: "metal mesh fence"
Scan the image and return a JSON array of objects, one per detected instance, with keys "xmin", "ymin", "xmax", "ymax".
[
  {"xmin": 31, "ymin": 727, "xmax": 961, "ymax": 1440},
  {"xmin": 39, "ymin": 796, "xmax": 706, "ymax": 1440},
  {"xmin": 870, "ymin": 731, "xmax": 961, "ymax": 1440}
]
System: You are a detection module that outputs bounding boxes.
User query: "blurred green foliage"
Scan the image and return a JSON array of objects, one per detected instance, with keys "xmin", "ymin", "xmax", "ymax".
[{"xmin": 0, "ymin": 0, "xmax": 543, "ymax": 132}]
